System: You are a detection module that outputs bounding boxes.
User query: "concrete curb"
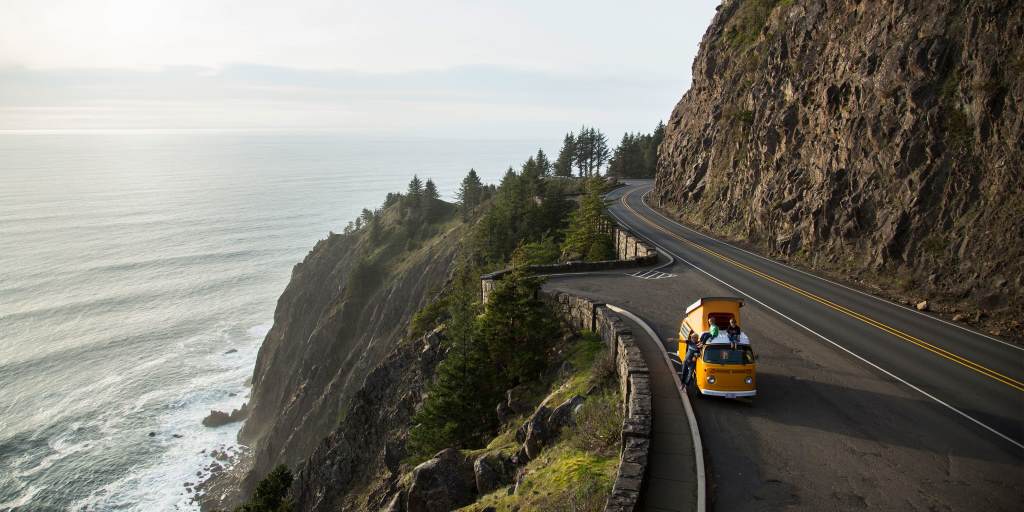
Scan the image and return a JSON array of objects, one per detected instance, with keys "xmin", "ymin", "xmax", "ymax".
[{"xmin": 607, "ymin": 304, "xmax": 707, "ymax": 512}]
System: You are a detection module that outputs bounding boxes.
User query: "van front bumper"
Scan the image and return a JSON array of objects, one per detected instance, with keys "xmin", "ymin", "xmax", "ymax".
[{"xmin": 700, "ymin": 389, "xmax": 756, "ymax": 398}]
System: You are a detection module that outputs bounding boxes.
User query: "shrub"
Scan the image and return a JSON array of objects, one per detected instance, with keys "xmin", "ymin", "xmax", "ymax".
[
  {"xmin": 234, "ymin": 465, "xmax": 293, "ymax": 512},
  {"xmin": 569, "ymin": 389, "xmax": 623, "ymax": 456}
]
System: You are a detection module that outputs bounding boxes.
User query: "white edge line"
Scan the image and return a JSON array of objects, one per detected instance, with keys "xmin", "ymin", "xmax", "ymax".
[
  {"xmin": 632, "ymin": 232, "xmax": 1024, "ymax": 451},
  {"xmin": 636, "ymin": 188, "xmax": 1023, "ymax": 352},
  {"xmin": 606, "ymin": 303, "xmax": 707, "ymax": 512}
]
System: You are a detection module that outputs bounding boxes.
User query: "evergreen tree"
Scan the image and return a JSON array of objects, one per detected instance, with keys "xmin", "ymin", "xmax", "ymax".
[
  {"xmin": 574, "ymin": 127, "xmax": 592, "ymax": 177},
  {"xmin": 562, "ymin": 178, "xmax": 615, "ymax": 261},
  {"xmin": 593, "ymin": 129, "xmax": 610, "ymax": 175},
  {"xmin": 607, "ymin": 121, "xmax": 666, "ymax": 178},
  {"xmin": 360, "ymin": 208, "xmax": 374, "ymax": 225},
  {"xmin": 553, "ymin": 132, "xmax": 576, "ymax": 177},
  {"xmin": 407, "ymin": 265, "xmax": 496, "ymax": 455},
  {"xmin": 235, "ymin": 465, "xmax": 293, "ymax": 512},
  {"xmin": 406, "ymin": 174, "xmax": 424, "ymax": 211},
  {"xmin": 476, "ymin": 251, "xmax": 558, "ymax": 382},
  {"xmin": 423, "ymin": 178, "xmax": 441, "ymax": 222},
  {"xmin": 534, "ymin": 148, "xmax": 551, "ymax": 176},
  {"xmin": 456, "ymin": 168, "xmax": 484, "ymax": 219},
  {"xmin": 521, "ymin": 155, "xmax": 541, "ymax": 182}
]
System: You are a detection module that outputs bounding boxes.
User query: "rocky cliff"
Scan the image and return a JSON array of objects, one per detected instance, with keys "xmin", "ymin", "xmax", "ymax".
[
  {"xmin": 204, "ymin": 206, "xmax": 465, "ymax": 508},
  {"xmin": 655, "ymin": 0, "xmax": 1023, "ymax": 335}
]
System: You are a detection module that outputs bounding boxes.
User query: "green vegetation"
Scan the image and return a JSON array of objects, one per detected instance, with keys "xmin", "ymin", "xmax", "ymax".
[
  {"xmin": 553, "ymin": 126, "xmax": 611, "ymax": 177},
  {"xmin": 606, "ymin": 121, "xmax": 665, "ymax": 178},
  {"xmin": 457, "ymin": 168, "xmax": 486, "ymax": 220},
  {"xmin": 408, "ymin": 256, "xmax": 560, "ymax": 457},
  {"xmin": 561, "ymin": 179, "xmax": 615, "ymax": 261},
  {"xmin": 722, "ymin": 0, "xmax": 785, "ymax": 49},
  {"xmin": 457, "ymin": 333, "xmax": 622, "ymax": 512},
  {"xmin": 233, "ymin": 465, "xmax": 293, "ymax": 512}
]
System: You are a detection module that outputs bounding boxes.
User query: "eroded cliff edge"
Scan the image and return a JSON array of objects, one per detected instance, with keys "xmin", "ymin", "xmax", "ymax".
[
  {"xmin": 204, "ymin": 203, "xmax": 464, "ymax": 508},
  {"xmin": 654, "ymin": 0, "xmax": 1022, "ymax": 336}
]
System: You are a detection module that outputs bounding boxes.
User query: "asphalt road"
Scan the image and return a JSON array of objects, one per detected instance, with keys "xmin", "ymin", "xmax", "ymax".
[{"xmin": 546, "ymin": 180, "xmax": 1023, "ymax": 511}]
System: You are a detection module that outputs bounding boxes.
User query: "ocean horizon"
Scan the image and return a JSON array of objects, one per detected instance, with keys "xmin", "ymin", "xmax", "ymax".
[{"xmin": 0, "ymin": 131, "xmax": 556, "ymax": 511}]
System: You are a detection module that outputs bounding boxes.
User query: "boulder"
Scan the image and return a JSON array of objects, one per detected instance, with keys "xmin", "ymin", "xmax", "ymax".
[
  {"xmin": 506, "ymin": 385, "xmax": 534, "ymax": 415},
  {"xmin": 916, "ymin": 300, "xmax": 929, "ymax": 311},
  {"xmin": 406, "ymin": 448, "xmax": 476, "ymax": 512},
  {"xmin": 521, "ymin": 406, "xmax": 553, "ymax": 460},
  {"xmin": 496, "ymin": 400, "xmax": 514, "ymax": 425},
  {"xmin": 547, "ymin": 395, "xmax": 585, "ymax": 431},
  {"xmin": 384, "ymin": 490, "xmax": 405, "ymax": 512},
  {"xmin": 201, "ymin": 403, "xmax": 248, "ymax": 427},
  {"xmin": 473, "ymin": 452, "xmax": 515, "ymax": 495}
]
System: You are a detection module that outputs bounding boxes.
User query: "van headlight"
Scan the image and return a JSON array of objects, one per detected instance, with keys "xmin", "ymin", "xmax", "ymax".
[
  {"xmin": 706, "ymin": 375, "xmax": 716, "ymax": 384},
  {"xmin": 745, "ymin": 376, "xmax": 753, "ymax": 385}
]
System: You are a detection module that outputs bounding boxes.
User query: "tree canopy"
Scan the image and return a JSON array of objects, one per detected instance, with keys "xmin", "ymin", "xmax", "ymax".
[{"xmin": 606, "ymin": 121, "xmax": 665, "ymax": 178}]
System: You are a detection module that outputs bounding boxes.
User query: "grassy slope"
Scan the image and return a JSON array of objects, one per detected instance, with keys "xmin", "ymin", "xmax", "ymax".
[{"xmin": 458, "ymin": 333, "xmax": 622, "ymax": 512}]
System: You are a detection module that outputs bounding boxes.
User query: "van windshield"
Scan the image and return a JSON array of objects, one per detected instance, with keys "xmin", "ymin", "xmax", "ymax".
[{"xmin": 703, "ymin": 346, "xmax": 754, "ymax": 365}]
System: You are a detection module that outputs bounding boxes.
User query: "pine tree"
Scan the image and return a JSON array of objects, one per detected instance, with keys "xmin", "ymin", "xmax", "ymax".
[
  {"xmin": 521, "ymin": 155, "xmax": 541, "ymax": 181},
  {"xmin": 534, "ymin": 148, "xmax": 551, "ymax": 176},
  {"xmin": 562, "ymin": 178, "xmax": 614, "ymax": 261},
  {"xmin": 574, "ymin": 127, "xmax": 592, "ymax": 177},
  {"xmin": 456, "ymin": 168, "xmax": 484, "ymax": 219},
  {"xmin": 554, "ymin": 132, "xmax": 576, "ymax": 177},
  {"xmin": 477, "ymin": 251, "xmax": 558, "ymax": 382},
  {"xmin": 593, "ymin": 129, "xmax": 610, "ymax": 175},
  {"xmin": 406, "ymin": 174, "xmax": 424, "ymax": 211},
  {"xmin": 407, "ymin": 265, "xmax": 497, "ymax": 456},
  {"xmin": 236, "ymin": 465, "xmax": 293, "ymax": 512},
  {"xmin": 423, "ymin": 178, "xmax": 441, "ymax": 221}
]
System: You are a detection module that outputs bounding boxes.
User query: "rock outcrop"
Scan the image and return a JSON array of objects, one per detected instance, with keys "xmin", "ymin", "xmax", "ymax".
[
  {"xmin": 202, "ymin": 207, "xmax": 465, "ymax": 509},
  {"xmin": 405, "ymin": 448, "xmax": 477, "ymax": 512},
  {"xmin": 655, "ymin": 0, "xmax": 1023, "ymax": 336},
  {"xmin": 290, "ymin": 328, "xmax": 448, "ymax": 512},
  {"xmin": 202, "ymin": 404, "xmax": 249, "ymax": 428}
]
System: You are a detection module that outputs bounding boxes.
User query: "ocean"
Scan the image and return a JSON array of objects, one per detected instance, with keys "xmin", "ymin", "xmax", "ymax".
[{"xmin": 0, "ymin": 131, "xmax": 553, "ymax": 511}]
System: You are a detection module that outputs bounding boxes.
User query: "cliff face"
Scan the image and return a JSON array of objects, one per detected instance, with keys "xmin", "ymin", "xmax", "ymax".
[
  {"xmin": 655, "ymin": 0, "xmax": 1023, "ymax": 334},
  {"xmin": 292, "ymin": 327, "xmax": 447, "ymax": 512},
  {"xmin": 216, "ymin": 211, "xmax": 464, "ymax": 505}
]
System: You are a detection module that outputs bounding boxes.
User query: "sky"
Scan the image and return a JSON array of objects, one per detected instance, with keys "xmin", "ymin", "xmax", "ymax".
[{"xmin": 0, "ymin": 0, "xmax": 720, "ymax": 138}]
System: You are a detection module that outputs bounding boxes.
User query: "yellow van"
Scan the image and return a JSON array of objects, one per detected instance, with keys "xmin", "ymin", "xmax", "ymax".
[{"xmin": 678, "ymin": 297, "xmax": 756, "ymax": 399}]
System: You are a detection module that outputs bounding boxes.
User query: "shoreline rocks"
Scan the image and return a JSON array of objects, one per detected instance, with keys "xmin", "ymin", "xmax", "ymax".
[{"xmin": 202, "ymin": 403, "xmax": 249, "ymax": 428}]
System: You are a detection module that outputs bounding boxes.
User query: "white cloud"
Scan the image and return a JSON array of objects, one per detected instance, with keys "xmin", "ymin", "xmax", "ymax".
[{"xmin": 0, "ymin": 1, "xmax": 720, "ymax": 136}]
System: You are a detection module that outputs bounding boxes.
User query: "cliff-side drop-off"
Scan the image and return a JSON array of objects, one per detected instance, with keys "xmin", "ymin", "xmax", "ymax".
[
  {"xmin": 654, "ymin": 0, "xmax": 1022, "ymax": 335},
  {"xmin": 207, "ymin": 204, "xmax": 464, "ymax": 507}
]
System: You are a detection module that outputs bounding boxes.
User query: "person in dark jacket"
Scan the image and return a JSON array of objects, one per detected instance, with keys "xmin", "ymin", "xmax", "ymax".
[
  {"xmin": 682, "ymin": 332, "xmax": 702, "ymax": 385},
  {"xmin": 726, "ymin": 318, "xmax": 742, "ymax": 349}
]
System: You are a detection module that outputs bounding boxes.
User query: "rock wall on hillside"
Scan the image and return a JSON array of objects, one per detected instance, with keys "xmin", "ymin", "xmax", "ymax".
[{"xmin": 654, "ymin": 0, "xmax": 1023, "ymax": 336}]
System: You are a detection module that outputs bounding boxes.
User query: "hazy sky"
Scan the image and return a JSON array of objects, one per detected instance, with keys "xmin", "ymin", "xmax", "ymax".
[{"xmin": 0, "ymin": 0, "xmax": 719, "ymax": 138}]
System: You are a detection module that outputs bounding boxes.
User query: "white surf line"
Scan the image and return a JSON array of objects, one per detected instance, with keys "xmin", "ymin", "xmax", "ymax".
[
  {"xmin": 606, "ymin": 303, "xmax": 707, "ymax": 512},
  {"xmin": 624, "ymin": 225, "xmax": 1024, "ymax": 451},
  {"xmin": 637, "ymin": 188, "xmax": 1023, "ymax": 352}
]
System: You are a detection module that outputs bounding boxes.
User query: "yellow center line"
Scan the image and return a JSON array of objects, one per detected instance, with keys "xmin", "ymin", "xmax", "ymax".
[{"xmin": 619, "ymin": 188, "xmax": 1024, "ymax": 393}]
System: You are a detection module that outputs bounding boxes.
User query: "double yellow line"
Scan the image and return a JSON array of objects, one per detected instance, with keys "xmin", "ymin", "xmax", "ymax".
[{"xmin": 620, "ymin": 188, "xmax": 1024, "ymax": 393}]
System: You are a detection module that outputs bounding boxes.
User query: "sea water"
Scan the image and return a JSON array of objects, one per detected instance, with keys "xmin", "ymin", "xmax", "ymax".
[{"xmin": 0, "ymin": 131, "xmax": 552, "ymax": 511}]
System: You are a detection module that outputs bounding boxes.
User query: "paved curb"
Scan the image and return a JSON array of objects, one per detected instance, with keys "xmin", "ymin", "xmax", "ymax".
[{"xmin": 607, "ymin": 304, "xmax": 707, "ymax": 512}]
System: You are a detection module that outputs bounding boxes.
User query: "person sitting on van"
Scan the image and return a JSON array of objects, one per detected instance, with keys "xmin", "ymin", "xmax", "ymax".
[
  {"xmin": 699, "ymin": 317, "xmax": 720, "ymax": 344},
  {"xmin": 726, "ymin": 318, "xmax": 742, "ymax": 349}
]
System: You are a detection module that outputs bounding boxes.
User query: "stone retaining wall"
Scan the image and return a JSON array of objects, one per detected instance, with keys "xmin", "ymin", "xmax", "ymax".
[
  {"xmin": 543, "ymin": 291, "xmax": 651, "ymax": 512},
  {"xmin": 481, "ymin": 226, "xmax": 658, "ymax": 302}
]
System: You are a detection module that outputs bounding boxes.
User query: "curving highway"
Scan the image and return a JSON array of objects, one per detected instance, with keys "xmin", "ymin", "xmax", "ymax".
[{"xmin": 546, "ymin": 180, "xmax": 1023, "ymax": 511}]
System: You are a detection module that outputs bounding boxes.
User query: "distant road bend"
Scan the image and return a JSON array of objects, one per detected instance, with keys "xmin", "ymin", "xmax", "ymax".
[{"xmin": 548, "ymin": 180, "xmax": 1023, "ymax": 510}]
